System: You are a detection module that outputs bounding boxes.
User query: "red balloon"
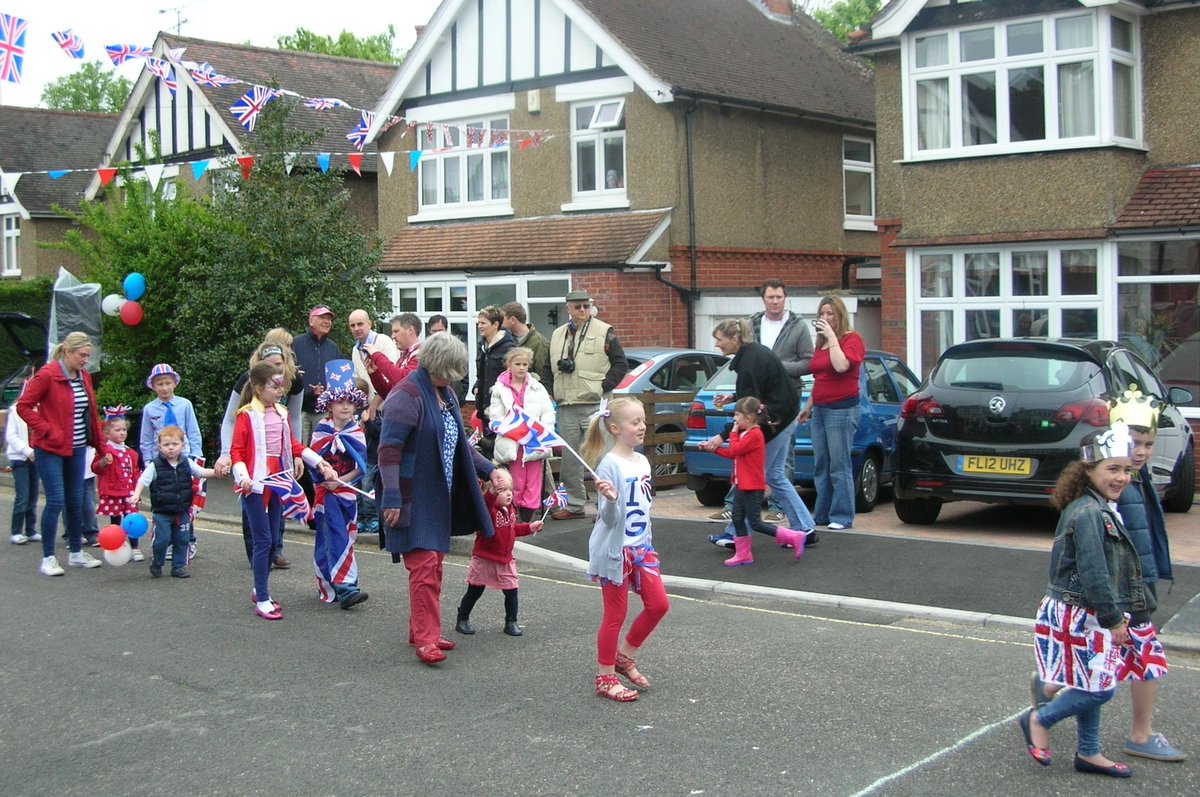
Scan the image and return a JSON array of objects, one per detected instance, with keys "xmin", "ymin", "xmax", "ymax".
[
  {"xmin": 97, "ymin": 524, "xmax": 127, "ymax": 551},
  {"xmin": 119, "ymin": 300, "xmax": 143, "ymax": 326}
]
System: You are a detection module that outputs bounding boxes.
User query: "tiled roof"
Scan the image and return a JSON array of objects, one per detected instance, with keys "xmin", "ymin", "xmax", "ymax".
[
  {"xmin": 159, "ymin": 33, "xmax": 398, "ymax": 158},
  {"xmin": 1113, "ymin": 167, "xmax": 1200, "ymax": 231},
  {"xmin": 0, "ymin": 108, "xmax": 116, "ymax": 214},
  {"xmin": 379, "ymin": 209, "xmax": 671, "ymax": 272},
  {"xmin": 574, "ymin": 0, "xmax": 874, "ymax": 124}
]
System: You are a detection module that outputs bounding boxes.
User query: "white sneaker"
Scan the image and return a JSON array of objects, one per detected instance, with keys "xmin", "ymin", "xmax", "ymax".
[
  {"xmin": 165, "ymin": 548, "xmax": 172, "ymax": 560},
  {"xmin": 40, "ymin": 556, "xmax": 65, "ymax": 576},
  {"xmin": 131, "ymin": 549, "xmax": 145, "ymax": 562},
  {"xmin": 827, "ymin": 522, "xmax": 847, "ymax": 530},
  {"xmin": 28, "ymin": 532, "xmax": 42, "ymax": 542},
  {"xmin": 188, "ymin": 542, "xmax": 197, "ymax": 560},
  {"xmin": 68, "ymin": 551, "xmax": 102, "ymax": 568},
  {"xmin": 10, "ymin": 534, "xmax": 28, "ymax": 545}
]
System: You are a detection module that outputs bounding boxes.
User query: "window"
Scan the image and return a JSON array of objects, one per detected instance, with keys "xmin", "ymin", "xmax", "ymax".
[
  {"xmin": 417, "ymin": 116, "xmax": 511, "ymax": 218},
  {"xmin": 1, "ymin": 213, "xmax": 19, "ymax": 277},
  {"xmin": 905, "ymin": 10, "xmax": 1140, "ymax": 159},
  {"xmin": 910, "ymin": 245, "xmax": 1104, "ymax": 377},
  {"xmin": 568, "ymin": 98, "xmax": 626, "ymax": 210},
  {"xmin": 843, "ymin": 137, "xmax": 875, "ymax": 231}
]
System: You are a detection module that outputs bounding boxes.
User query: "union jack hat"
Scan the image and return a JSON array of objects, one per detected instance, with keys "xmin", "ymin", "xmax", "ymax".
[
  {"xmin": 145, "ymin": 363, "xmax": 181, "ymax": 389},
  {"xmin": 316, "ymin": 384, "xmax": 368, "ymax": 413},
  {"xmin": 103, "ymin": 404, "xmax": 132, "ymax": 420}
]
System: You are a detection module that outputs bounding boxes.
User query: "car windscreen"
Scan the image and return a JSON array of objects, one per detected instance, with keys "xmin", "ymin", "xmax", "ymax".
[
  {"xmin": 933, "ymin": 350, "xmax": 1096, "ymax": 392},
  {"xmin": 701, "ymin": 363, "xmax": 738, "ymax": 392}
]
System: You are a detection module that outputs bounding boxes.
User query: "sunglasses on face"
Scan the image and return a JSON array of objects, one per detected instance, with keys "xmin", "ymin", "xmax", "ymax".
[{"xmin": 570, "ymin": 302, "xmax": 591, "ymax": 310}]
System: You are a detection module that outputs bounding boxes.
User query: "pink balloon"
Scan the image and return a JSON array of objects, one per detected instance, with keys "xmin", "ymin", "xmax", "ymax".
[{"xmin": 119, "ymin": 300, "xmax": 144, "ymax": 326}]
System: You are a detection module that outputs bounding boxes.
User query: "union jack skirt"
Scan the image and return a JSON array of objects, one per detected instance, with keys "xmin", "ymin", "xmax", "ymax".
[
  {"xmin": 1116, "ymin": 621, "xmax": 1169, "ymax": 682},
  {"xmin": 594, "ymin": 544, "xmax": 661, "ymax": 593},
  {"xmin": 1033, "ymin": 597, "xmax": 1122, "ymax": 693}
]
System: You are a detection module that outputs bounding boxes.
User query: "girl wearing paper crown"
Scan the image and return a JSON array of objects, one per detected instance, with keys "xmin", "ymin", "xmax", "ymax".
[
  {"xmin": 92, "ymin": 405, "xmax": 144, "ymax": 558},
  {"xmin": 309, "ymin": 381, "xmax": 371, "ymax": 609},
  {"xmin": 1018, "ymin": 422, "xmax": 1146, "ymax": 779}
]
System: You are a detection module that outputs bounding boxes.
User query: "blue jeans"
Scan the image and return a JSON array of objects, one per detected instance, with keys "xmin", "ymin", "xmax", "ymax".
[
  {"xmin": 34, "ymin": 446, "xmax": 87, "ymax": 557},
  {"xmin": 1036, "ymin": 686, "xmax": 1115, "ymax": 757},
  {"xmin": 151, "ymin": 512, "xmax": 191, "ymax": 571},
  {"xmin": 82, "ymin": 479, "xmax": 99, "ymax": 539},
  {"xmin": 764, "ymin": 419, "xmax": 814, "ymax": 531},
  {"xmin": 812, "ymin": 405, "xmax": 860, "ymax": 527},
  {"xmin": 10, "ymin": 459, "xmax": 38, "ymax": 536}
]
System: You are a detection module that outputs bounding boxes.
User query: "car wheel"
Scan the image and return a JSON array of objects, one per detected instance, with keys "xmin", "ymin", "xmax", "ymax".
[
  {"xmin": 653, "ymin": 438, "xmax": 682, "ymax": 478},
  {"xmin": 855, "ymin": 453, "xmax": 881, "ymax": 513},
  {"xmin": 894, "ymin": 497, "xmax": 942, "ymax": 525},
  {"xmin": 694, "ymin": 481, "xmax": 728, "ymax": 507},
  {"xmin": 1163, "ymin": 443, "xmax": 1195, "ymax": 513}
]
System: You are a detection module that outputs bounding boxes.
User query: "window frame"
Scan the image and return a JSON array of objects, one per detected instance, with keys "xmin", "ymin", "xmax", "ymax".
[
  {"xmin": 412, "ymin": 115, "xmax": 514, "ymax": 223},
  {"xmin": 901, "ymin": 8, "xmax": 1142, "ymax": 161},
  {"xmin": 1, "ymin": 210, "xmax": 20, "ymax": 277},
  {"xmin": 842, "ymin": 136, "xmax": 876, "ymax": 231},
  {"xmin": 565, "ymin": 97, "xmax": 629, "ymax": 212}
]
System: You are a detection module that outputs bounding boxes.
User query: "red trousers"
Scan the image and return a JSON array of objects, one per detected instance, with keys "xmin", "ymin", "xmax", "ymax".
[
  {"xmin": 597, "ymin": 567, "xmax": 669, "ymax": 667},
  {"xmin": 403, "ymin": 549, "xmax": 445, "ymax": 647}
]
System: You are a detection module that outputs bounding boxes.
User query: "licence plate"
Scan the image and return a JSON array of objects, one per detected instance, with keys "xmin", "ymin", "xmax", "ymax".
[{"xmin": 957, "ymin": 455, "xmax": 1031, "ymax": 476}]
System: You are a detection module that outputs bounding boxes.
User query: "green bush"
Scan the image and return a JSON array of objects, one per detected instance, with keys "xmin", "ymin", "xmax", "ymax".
[{"xmin": 0, "ymin": 277, "xmax": 52, "ymax": 379}]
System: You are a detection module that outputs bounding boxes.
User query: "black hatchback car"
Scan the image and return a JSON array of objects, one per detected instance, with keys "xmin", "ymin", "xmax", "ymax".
[{"xmin": 894, "ymin": 338, "xmax": 1195, "ymax": 524}]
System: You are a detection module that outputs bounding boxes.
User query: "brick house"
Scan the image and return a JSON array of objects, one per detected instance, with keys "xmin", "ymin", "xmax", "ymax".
[
  {"xmin": 91, "ymin": 33, "xmax": 398, "ymax": 234},
  {"xmin": 851, "ymin": 0, "xmax": 1200, "ymax": 437},
  {"xmin": 0, "ymin": 108, "xmax": 115, "ymax": 281},
  {"xmin": 367, "ymin": 0, "xmax": 879, "ymax": 381}
]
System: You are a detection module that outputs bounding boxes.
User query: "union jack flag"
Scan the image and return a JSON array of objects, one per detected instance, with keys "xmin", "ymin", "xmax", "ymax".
[
  {"xmin": 345, "ymin": 111, "xmax": 375, "ymax": 151},
  {"xmin": 229, "ymin": 85, "xmax": 278, "ymax": 132},
  {"xmin": 0, "ymin": 13, "xmax": 28, "ymax": 84},
  {"xmin": 146, "ymin": 58, "xmax": 176, "ymax": 96},
  {"xmin": 190, "ymin": 455, "xmax": 207, "ymax": 515},
  {"xmin": 105, "ymin": 43, "xmax": 153, "ymax": 66},
  {"xmin": 543, "ymin": 483, "xmax": 569, "ymax": 510},
  {"xmin": 262, "ymin": 470, "xmax": 312, "ymax": 522},
  {"xmin": 491, "ymin": 406, "xmax": 565, "ymax": 457},
  {"xmin": 303, "ymin": 97, "xmax": 347, "ymax": 110},
  {"xmin": 51, "ymin": 29, "xmax": 84, "ymax": 60},
  {"xmin": 188, "ymin": 62, "xmax": 238, "ymax": 87}
]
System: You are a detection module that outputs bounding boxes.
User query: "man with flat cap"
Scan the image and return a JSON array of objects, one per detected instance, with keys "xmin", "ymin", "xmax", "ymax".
[{"xmin": 542, "ymin": 289, "xmax": 628, "ymax": 519}]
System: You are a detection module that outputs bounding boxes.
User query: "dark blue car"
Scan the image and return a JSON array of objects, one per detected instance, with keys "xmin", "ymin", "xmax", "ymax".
[{"xmin": 683, "ymin": 351, "xmax": 920, "ymax": 511}]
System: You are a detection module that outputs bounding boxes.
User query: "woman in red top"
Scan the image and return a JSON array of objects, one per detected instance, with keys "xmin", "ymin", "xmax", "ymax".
[
  {"xmin": 798, "ymin": 296, "xmax": 865, "ymax": 530},
  {"xmin": 714, "ymin": 397, "xmax": 807, "ymax": 567},
  {"xmin": 16, "ymin": 332, "xmax": 110, "ymax": 575}
]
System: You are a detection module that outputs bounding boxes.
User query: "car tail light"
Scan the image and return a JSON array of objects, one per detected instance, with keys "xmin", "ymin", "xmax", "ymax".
[
  {"xmin": 1053, "ymin": 398, "xmax": 1109, "ymax": 427},
  {"xmin": 614, "ymin": 360, "xmax": 652, "ymax": 390},
  {"xmin": 686, "ymin": 401, "xmax": 707, "ymax": 430},
  {"xmin": 900, "ymin": 393, "xmax": 944, "ymax": 421}
]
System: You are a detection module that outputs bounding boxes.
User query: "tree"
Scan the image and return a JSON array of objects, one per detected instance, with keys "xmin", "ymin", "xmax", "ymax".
[
  {"xmin": 802, "ymin": 0, "xmax": 884, "ymax": 43},
  {"xmin": 276, "ymin": 25, "xmax": 403, "ymax": 63},
  {"xmin": 40, "ymin": 60, "xmax": 132, "ymax": 113}
]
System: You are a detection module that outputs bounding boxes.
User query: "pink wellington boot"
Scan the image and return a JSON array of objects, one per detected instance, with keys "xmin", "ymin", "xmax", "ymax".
[
  {"xmin": 773, "ymin": 527, "xmax": 807, "ymax": 560},
  {"xmin": 724, "ymin": 534, "xmax": 754, "ymax": 567}
]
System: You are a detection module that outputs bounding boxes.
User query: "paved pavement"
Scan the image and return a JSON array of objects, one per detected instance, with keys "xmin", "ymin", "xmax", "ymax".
[{"xmin": 2, "ymin": 477, "xmax": 1199, "ymax": 796}]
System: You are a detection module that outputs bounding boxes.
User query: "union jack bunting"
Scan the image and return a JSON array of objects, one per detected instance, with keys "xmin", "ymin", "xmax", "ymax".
[
  {"xmin": 489, "ymin": 129, "xmax": 509, "ymax": 147},
  {"xmin": 145, "ymin": 58, "xmax": 176, "ymax": 96},
  {"xmin": 229, "ymin": 85, "xmax": 278, "ymax": 132},
  {"xmin": 105, "ymin": 43, "xmax": 152, "ymax": 66},
  {"xmin": 303, "ymin": 97, "xmax": 347, "ymax": 110},
  {"xmin": 543, "ymin": 483, "xmax": 569, "ymax": 510},
  {"xmin": 345, "ymin": 111, "xmax": 375, "ymax": 151},
  {"xmin": 0, "ymin": 13, "xmax": 28, "ymax": 84},
  {"xmin": 261, "ymin": 470, "xmax": 312, "ymax": 522},
  {"xmin": 188, "ymin": 62, "xmax": 238, "ymax": 87},
  {"xmin": 51, "ymin": 29, "xmax": 84, "ymax": 60},
  {"xmin": 465, "ymin": 127, "xmax": 485, "ymax": 148},
  {"xmin": 491, "ymin": 406, "xmax": 565, "ymax": 457}
]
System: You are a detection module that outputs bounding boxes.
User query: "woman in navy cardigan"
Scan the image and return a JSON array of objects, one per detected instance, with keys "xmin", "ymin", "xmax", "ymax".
[{"xmin": 378, "ymin": 332, "xmax": 505, "ymax": 666}]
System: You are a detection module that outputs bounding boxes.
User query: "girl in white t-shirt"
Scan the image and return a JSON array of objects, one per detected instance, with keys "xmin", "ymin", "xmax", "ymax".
[{"xmin": 580, "ymin": 396, "xmax": 669, "ymax": 703}]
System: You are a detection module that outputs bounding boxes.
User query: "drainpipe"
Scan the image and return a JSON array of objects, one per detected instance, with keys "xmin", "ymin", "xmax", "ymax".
[{"xmin": 682, "ymin": 98, "xmax": 701, "ymax": 348}]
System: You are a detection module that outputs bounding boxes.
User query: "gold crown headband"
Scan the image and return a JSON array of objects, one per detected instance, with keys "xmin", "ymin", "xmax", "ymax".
[{"xmin": 1107, "ymin": 385, "xmax": 1160, "ymax": 430}]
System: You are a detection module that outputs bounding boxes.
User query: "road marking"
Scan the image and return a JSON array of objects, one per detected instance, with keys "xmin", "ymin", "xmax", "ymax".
[{"xmin": 845, "ymin": 708, "xmax": 1026, "ymax": 797}]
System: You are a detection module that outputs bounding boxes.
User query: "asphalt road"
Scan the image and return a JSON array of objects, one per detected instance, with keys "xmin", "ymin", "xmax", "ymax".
[{"xmin": 3, "ymin": 491, "xmax": 1200, "ymax": 797}]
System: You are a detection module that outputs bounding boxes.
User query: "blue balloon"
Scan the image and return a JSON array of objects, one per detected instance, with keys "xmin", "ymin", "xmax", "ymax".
[
  {"xmin": 121, "ymin": 513, "xmax": 149, "ymax": 539},
  {"xmin": 123, "ymin": 272, "xmax": 146, "ymax": 302}
]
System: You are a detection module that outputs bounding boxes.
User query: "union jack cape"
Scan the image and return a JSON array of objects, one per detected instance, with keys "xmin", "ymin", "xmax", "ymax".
[
  {"xmin": 490, "ymin": 406, "xmax": 565, "ymax": 457},
  {"xmin": 51, "ymin": 29, "xmax": 84, "ymax": 60},
  {"xmin": 0, "ymin": 13, "xmax": 28, "ymax": 84},
  {"xmin": 310, "ymin": 419, "xmax": 368, "ymax": 499}
]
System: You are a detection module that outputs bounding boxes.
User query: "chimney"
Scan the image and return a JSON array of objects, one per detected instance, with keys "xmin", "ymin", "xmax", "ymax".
[
  {"xmin": 414, "ymin": 25, "xmax": 426, "ymax": 38},
  {"xmin": 758, "ymin": 0, "xmax": 794, "ymax": 21}
]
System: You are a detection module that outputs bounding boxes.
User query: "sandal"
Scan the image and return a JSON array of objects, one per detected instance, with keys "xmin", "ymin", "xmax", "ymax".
[
  {"xmin": 595, "ymin": 673, "xmax": 638, "ymax": 702},
  {"xmin": 615, "ymin": 651, "xmax": 650, "ymax": 689}
]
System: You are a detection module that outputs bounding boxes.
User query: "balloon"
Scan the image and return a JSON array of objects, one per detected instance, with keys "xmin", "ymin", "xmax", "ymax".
[
  {"xmin": 97, "ymin": 524, "xmax": 127, "ymax": 551},
  {"xmin": 119, "ymin": 300, "xmax": 143, "ymax": 326},
  {"xmin": 121, "ymin": 513, "xmax": 149, "ymax": 539},
  {"xmin": 104, "ymin": 541, "xmax": 133, "ymax": 566},
  {"xmin": 123, "ymin": 272, "xmax": 146, "ymax": 301},
  {"xmin": 102, "ymin": 293, "xmax": 124, "ymax": 317}
]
